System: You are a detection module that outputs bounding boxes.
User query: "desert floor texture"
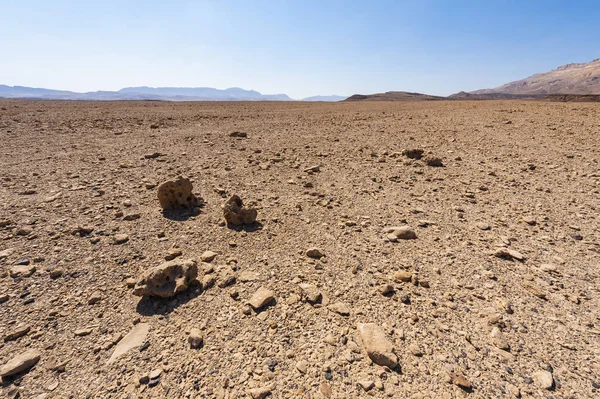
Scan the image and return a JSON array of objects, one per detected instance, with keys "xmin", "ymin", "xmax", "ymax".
[{"xmin": 0, "ymin": 100, "xmax": 599, "ymax": 398}]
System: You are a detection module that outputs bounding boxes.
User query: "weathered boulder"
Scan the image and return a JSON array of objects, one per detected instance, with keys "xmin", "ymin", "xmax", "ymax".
[
  {"xmin": 223, "ymin": 195, "xmax": 257, "ymax": 225},
  {"xmin": 157, "ymin": 177, "xmax": 201, "ymax": 211},
  {"xmin": 133, "ymin": 259, "xmax": 198, "ymax": 298}
]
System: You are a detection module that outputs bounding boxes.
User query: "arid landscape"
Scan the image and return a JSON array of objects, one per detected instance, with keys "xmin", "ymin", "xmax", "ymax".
[{"xmin": 1, "ymin": 99, "xmax": 599, "ymax": 399}]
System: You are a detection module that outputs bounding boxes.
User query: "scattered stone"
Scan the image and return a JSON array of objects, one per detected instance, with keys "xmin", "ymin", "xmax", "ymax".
[
  {"xmin": 248, "ymin": 287, "xmax": 275, "ymax": 310},
  {"xmin": 476, "ymin": 222, "xmax": 491, "ymax": 230},
  {"xmin": 74, "ymin": 328, "xmax": 93, "ymax": 336},
  {"xmin": 0, "ymin": 349, "xmax": 41, "ymax": 377},
  {"xmin": 122, "ymin": 213, "xmax": 141, "ymax": 221},
  {"xmin": 223, "ymin": 195, "xmax": 257, "ymax": 225},
  {"xmin": 230, "ymin": 131, "xmax": 248, "ymax": 138},
  {"xmin": 357, "ymin": 322, "xmax": 398, "ymax": 368},
  {"xmin": 319, "ymin": 382, "xmax": 332, "ymax": 398},
  {"xmin": 490, "ymin": 327, "xmax": 510, "ymax": 350},
  {"xmin": 448, "ymin": 369, "xmax": 473, "ymax": 390},
  {"xmin": 50, "ymin": 268, "xmax": 64, "ymax": 279},
  {"xmin": 300, "ymin": 283, "xmax": 322, "ymax": 304},
  {"xmin": 521, "ymin": 281, "xmax": 546, "ymax": 299},
  {"xmin": 296, "ymin": 360, "xmax": 308, "ymax": 373},
  {"xmin": 539, "ymin": 263, "xmax": 558, "ymax": 273},
  {"xmin": 144, "ymin": 152, "xmax": 162, "ymax": 159},
  {"xmin": 402, "ymin": 148, "xmax": 424, "ymax": 159},
  {"xmin": 107, "ymin": 323, "xmax": 150, "ymax": 364},
  {"xmin": 358, "ymin": 380, "xmax": 375, "ymax": 391},
  {"xmin": 148, "ymin": 368, "xmax": 162, "ymax": 386},
  {"xmin": 306, "ymin": 247, "xmax": 325, "ymax": 259},
  {"xmin": 217, "ymin": 271, "xmax": 236, "ymax": 288},
  {"xmin": 408, "ymin": 344, "xmax": 422, "ymax": 356},
  {"xmin": 424, "ymin": 156, "xmax": 444, "ymax": 167},
  {"xmin": 385, "ymin": 226, "xmax": 417, "ymax": 240},
  {"xmin": 328, "ymin": 302, "xmax": 350, "ymax": 316},
  {"xmin": 113, "ymin": 234, "xmax": 129, "ymax": 245},
  {"xmin": 157, "ymin": 176, "xmax": 201, "ymax": 211},
  {"xmin": 493, "ymin": 248, "xmax": 525, "ymax": 261},
  {"xmin": 248, "ymin": 387, "xmax": 271, "ymax": 399},
  {"xmin": 88, "ymin": 292, "xmax": 102, "ymax": 305},
  {"xmin": 379, "ymin": 283, "xmax": 394, "ymax": 295},
  {"xmin": 188, "ymin": 328, "xmax": 203, "ymax": 349},
  {"xmin": 4, "ymin": 325, "xmax": 30, "ymax": 342},
  {"xmin": 522, "ymin": 216, "xmax": 537, "ymax": 225},
  {"xmin": 200, "ymin": 250, "xmax": 218, "ymax": 263},
  {"xmin": 304, "ymin": 165, "xmax": 321, "ymax": 173},
  {"xmin": 393, "ymin": 270, "xmax": 413, "ymax": 282},
  {"xmin": 164, "ymin": 248, "xmax": 183, "ymax": 261},
  {"xmin": 133, "ymin": 259, "xmax": 198, "ymax": 298},
  {"xmin": 10, "ymin": 265, "xmax": 36, "ymax": 278},
  {"xmin": 532, "ymin": 370, "xmax": 554, "ymax": 390},
  {"xmin": 15, "ymin": 258, "xmax": 30, "ymax": 265}
]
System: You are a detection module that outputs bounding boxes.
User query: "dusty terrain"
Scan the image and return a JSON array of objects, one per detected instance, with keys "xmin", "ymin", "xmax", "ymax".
[{"xmin": 0, "ymin": 99, "xmax": 599, "ymax": 399}]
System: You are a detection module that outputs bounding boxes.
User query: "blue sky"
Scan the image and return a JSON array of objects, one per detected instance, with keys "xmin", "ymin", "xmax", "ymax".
[{"xmin": 1, "ymin": 0, "xmax": 599, "ymax": 98}]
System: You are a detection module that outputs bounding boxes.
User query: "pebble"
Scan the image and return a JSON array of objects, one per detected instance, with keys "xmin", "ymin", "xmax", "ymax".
[
  {"xmin": 319, "ymin": 382, "xmax": 332, "ymax": 398},
  {"xmin": 74, "ymin": 328, "xmax": 93, "ymax": 336},
  {"xmin": 521, "ymin": 281, "xmax": 546, "ymax": 299},
  {"xmin": 88, "ymin": 292, "xmax": 102, "ymax": 305},
  {"xmin": 490, "ymin": 327, "xmax": 510, "ymax": 350},
  {"xmin": 164, "ymin": 248, "xmax": 182, "ymax": 261},
  {"xmin": 306, "ymin": 247, "xmax": 325, "ymax": 259},
  {"xmin": 522, "ymin": 216, "xmax": 537, "ymax": 225},
  {"xmin": 113, "ymin": 234, "xmax": 129, "ymax": 244},
  {"xmin": 476, "ymin": 222, "xmax": 491, "ymax": 230},
  {"xmin": 200, "ymin": 250, "xmax": 218, "ymax": 262},
  {"xmin": 188, "ymin": 328, "xmax": 203, "ymax": 349},
  {"xmin": 248, "ymin": 387, "xmax": 271, "ymax": 399},
  {"xmin": 384, "ymin": 225, "xmax": 417, "ymax": 240},
  {"xmin": 393, "ymin": 270, "xmax": 413, "ymax": 282},
  {"xmin": 358, "ymin": 380, "xmax": 374, "ymax": 391},
  {"xmin": 296, "ymin": 360, "xmax": 308, "ymax": 374},
  {"xmin": 0, "ymin": 349, "xmax": 41, "ymax": 377},
  {"xmin": 532, "ymin": 370, "xmax": 554, "ymax": 390},
  {"xmin": 248, "ymin": 287, "xmax": 275, "ymax": 310},
  {"xmin": 357, "ymin": 322, "xmax": 398, "ymax": 368}
]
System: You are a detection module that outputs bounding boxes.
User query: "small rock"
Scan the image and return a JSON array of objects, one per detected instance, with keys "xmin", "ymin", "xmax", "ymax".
[
  {"xmin": 133, "ymin": 259, "xmax": 198, "ymax": 298},
  {"xmin": 306, "ymin": 247, "xmax": 325, "ymax": 259},
  {"xmin": 476, "ymin": 222, "xmax": 491, "ymax": 230},
  {"xmin": 522, "ymin": 216, "xmax": 537, "ymax": 225},
  {"xmin": 248, "ymin": 387, "xmax": 271, "ymax": 399},
  {"xmin": 328, "ymin": 302, "xmax": 350, "ymax": 316},
  {"xmin": 0, "ymin": 349, "xmax": 41, "ymax": 377},
  {"xmin": 50, "ymin": 268, "xmax": 64, "ymax": 279},
  {"xmin": 0, "ymin": 248, "xmax": 15, "ymax": 259},
  {"xmin": 74, "ymin": 328, "xmax": 93, "ymax": 336},
  {"xmin": 358, "ymin": 380, "xmax": 375, "ymax": 391},
  {"xmin": 230, "ymin": 131, "xmax": 248, "ymax": 138},
  {"xmin": 248, "ymin": 287, "xmax": 275, "ymax": 310},
  {"xmin": 113, "ymin": 234, "xmax": 129, "ymax": 245},
  {"xmin": 10, "ymin": 265, "xmax": 36, "ymax": 278},
  {"xmin": 107, "ymin": 323, "xmax": 150, "ymax": 364},
  {"xmin": 4, "ymin": 325, "xmax": 30, "ymax": 342},
  {"xmin": 300, "ymin": 283, "xmax": 322, "ymax": 304},
  {"xmin": 164, "ymin": 248, "xmax": 183, "ymax": 261},
  {"xmin": 408, "ymin": 344, "xmax": 422, "ymax": 356},
  {"xmin": 188, "ymin": 328, "xmax": 203, "ymax": 349},
  {"xmin": 379, "ymin": 284, "xmax": 394, "ymax": 295},
  {"xmin": 357, "ymin": 322, "xmax": 398, "ymax": 368},
  {"xmin": 393, "ymin": 270, "xmax": 413, "ymax": 282},
  {"xmin": 88, "ymin": 292, "xmax": 102, "ymax": 305},
  {"xmin": 200, "ymin": 250, "xmax": 218, "ymax": 263},
  {"xmin": 424, "ymin": 156, "xmax": 444, "ymax": 167},
  {"xmin": 490, "ymin": 327, "xmax": 510, "ymax": 350},
  {"xmin": 223, "ymin": 195, "xmax": 257, "ymax": 225},
  {"xmin": 144, "ymin": 152, "xmax": 162, "ymax": 159},
  {"xmin": 493, "ymin": 248, "xmax": 525, "ymax": 261},
  {"xmin": 521, "ymin": 281, "xmax": 546, "ymax": 299},
  {"xmin": 0, "ymin": 294, "xmax": 8, "ymax": 303},
  {"xmin": 157, "ymin": 177, "xmax": 202, "ymax": 211},
  {"xmin": 319, "ymin": 382, "xmax": 332, "ymax": 398},
  {"xmin": 532, "ymin": 370, "xmax": 554, "ymax": 390},
  {"xmin": 385, "ymin": 226, "xmax": 417, "ymax": 240},
  {"xmin": 402, "ymin": 149, "xmax": 424, "ymax": 159},
  {"xmin": 122, "ymin": 213, "xmax": 141, "ymax": 221},
  {"xmin": 296, "ymin": 360, "xmax": 308, "ymax": 374},
  {"xmin": 448, "ymin": 369, "xmax": 472, "ymax": 389}
]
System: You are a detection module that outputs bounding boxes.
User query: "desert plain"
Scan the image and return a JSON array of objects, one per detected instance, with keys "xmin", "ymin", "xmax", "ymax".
[{"xmin": 0, "ymin": 99, "xmax": 599, "ymax": 398}]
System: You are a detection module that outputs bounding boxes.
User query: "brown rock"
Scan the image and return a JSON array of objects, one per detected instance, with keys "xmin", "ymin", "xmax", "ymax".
[
  {"xmin": 306, "ymin": 247, "xmax": 325, "ymax": 259},
  {"xmin": 393, "ymin": 270, "xmax": 413, "ymax": 282},
  {"xmin": 357, "ymin": 323, "xmax": 398, "ymax": 368},
  {"xmin": 248, "ymin": 287, "xmax": 274, "ymax": 310},
  {"xmin": 533, "ymin": 370, "xmax": 554, "ymax": 390},
  {"xmin": 157, "ymin": 177, "xmax": 201, "ymax": 210},
  {"xmin": 4, "ymin": 325, "xmax": 30, "ymax": 342},
  {"xmin": 0, "ymin": 349, "xmax": 41, "ymax": 377},
  {"xmin": 223, "ymin": 195, "xmax": 257, "ymax": 225},
  {"xmin": 200, "ymin": 250, "xmax": 218, "ymax": 263},
  {"xmin": 188, "ymin": 328, "xmax": 203, "ymax": 349},
  {"xmin": 385, "ymin": 226, "xmax": 417, "ymax": 240},
  {"xmin": 133, "ymin": 259, "xmax": 198, "ymax": 298},
  {"xmin": 10, "ymin": 265, "xmax": 36, "ymax": 278}
]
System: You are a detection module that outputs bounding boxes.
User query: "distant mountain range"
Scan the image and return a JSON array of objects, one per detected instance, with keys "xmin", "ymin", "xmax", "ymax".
[{"xmin": 0, "ymin": 85, "xmax": 347, "ymax": 102}]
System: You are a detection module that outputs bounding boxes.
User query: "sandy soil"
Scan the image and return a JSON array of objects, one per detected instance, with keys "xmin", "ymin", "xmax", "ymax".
[{"xmin": 0, "ymin": 99, "xmax": 599, "ymax": 398}]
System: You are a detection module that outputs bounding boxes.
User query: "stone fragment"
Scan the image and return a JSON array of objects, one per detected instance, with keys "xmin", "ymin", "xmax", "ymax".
[
  {"xmin": 493, "ymin": 248, "xmax": 525, "ymax": 261},
  {"xmin": 113, "ymin": 234, "xmax": 129, "ymax": 244},
  {"xmin": 107, "ymin": 323, "xmax": 150, "ymax": 364},
  {"xmin": 0, "ymin": 349, "xmax": 41, "ymax": 377},
  {"xmin": 490, "ymin": 327, "xmax": 510, "ymax": 350},
  {"xmin": 74, "ymin": 328, "xmax": 93, "ymax": 336},
  {"xmin": 393, "ymin": 270, "xmax": 413, "ymax": 282},
  {"xmin": 144, "ymin": 152, "xmax": 162, "ymax": 159},
  {"xmin": 522, "ymin": 216, "xmax": 537, "ymax": 225},
  {"xmin": 424, "ymin": 156, "xmax": 444, "ymax": 167},
  {"xmin": 223, "ymin": 195, "xmax": 257, "ymax": 225},
  {"xmin": 521, "ymin": 281, "xmax": 546, "ymax": 299},
  {"xmin": 200, "ymin": 250, "xmax": 218, "ymax": 263},
  {"xmin": 164, "ymin": 248, "xmax": 182, "ymax": 261},
  {"xmin": 4, "ymin": 325, "xmax": 30, "ymax": 342},
  {"xmin": 306, "ymin": 247, "xmax": 325, "ymax": 259},
  {"xmin": 0, "ymin": 248, "xmax": 14, "ymax": 259},
  {"xmin": 296, "ymin": 360, "xmax": 308, "ymax": 373},
  {"xmin": 476, "ymin": 222, "xmax": 491, "ymax": 230},
  {"xmin": 448, "ymin": 369, "xmax": 472, "ymax": 389},
  {"xmin": 385, "ymin": 226, "xmax": 417, "ymax": 240},
  {"xmin": 133, "ymin": 259, "xmax": 198, "ymax": 298},
  {"xmin": 319, "ymin": 382, "xmax": 332, "ymax": 398},
  {"xmin": 328, "ymin": 302, "xmax": 350, "ymax": 316},
  {"xmin": 88, "ymin": 292, "xmax": 102, "ymax": 305},
  {"xmin": 358, "ymin": 380, "xmax": 374, "ymax": 391},
  {"xmin": 402, "ymin": 148, "xmax": 424, "ymax": 159},
  {"xmin": 248, "ymin": 287, "xmax": 275, "ymax": 310},
  {"xmin": 300, "ymin": 283, "xmax": 322, "ymax": 304},
  {"xmin": 188, "ymin": 328, "xmax": 203, "ymax": 349},
  {"xmin": 157, "ymin": 177, "xmax": 201, "ymax": 210},
  {"xmin": 357, "ymin": 323, "xmax": 398, "ymax": 368},
  {"xmin": 10, "ymin": 265, "xmax": 36, "ymax": 278},
  {"xmin": 230, "ymin": 131, "xmax": 247, "ymax": 138},
  {"xmin": 248, "ymin": 387, "xmax": 271, "ymax": 399},
  {"xmin": 533, "ymin": 370, "xmax": 554, "ymax": 390}
]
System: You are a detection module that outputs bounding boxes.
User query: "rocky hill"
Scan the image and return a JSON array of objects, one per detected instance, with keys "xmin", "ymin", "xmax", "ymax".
[
  {"xmin": 472, "ymin": 59, "xmax": 600, "ymax": 95},
  {"xmin": 344, "ymin": 91, "xmax": 445, "ymax": 102}
]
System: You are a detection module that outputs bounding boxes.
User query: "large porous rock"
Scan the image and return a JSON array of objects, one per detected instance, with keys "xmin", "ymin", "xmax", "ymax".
[
  {"xmin": 223, "ymin": 195, "xmax": 257, "ymax": 225},
  {"xmin": 133, "ymin": 259, "xmax": 198, "ymax": 298},
  {"xmin": 157, "ymin": 177, "xmax": 201, "ymax": 211},
  {"xmin": 357, "ymin": 323, "xmax": 398, "ymax": 368}
]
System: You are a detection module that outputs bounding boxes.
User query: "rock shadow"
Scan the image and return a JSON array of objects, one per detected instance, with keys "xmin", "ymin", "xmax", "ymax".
[
  {"xmin": 136, "ymin": 280, "xmax": 202, "ymax": 316},
  {"xmin": 226, "ymin": 221, "xmax": 264, "ymax": 232},
  {"xmin": 161, "ymin": 204, "xmax": 204, "ymax": 222}
]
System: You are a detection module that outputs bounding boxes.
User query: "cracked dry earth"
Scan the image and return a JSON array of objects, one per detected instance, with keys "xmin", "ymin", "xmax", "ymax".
[{"xmin": 0, "ymin": 99, "xmax": 599, "ymax": 399}]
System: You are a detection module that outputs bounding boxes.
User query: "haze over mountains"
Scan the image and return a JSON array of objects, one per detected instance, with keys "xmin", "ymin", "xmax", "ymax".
[{"xmin": 0, "ymin": 85, "xmax": 347, "ymax": 102}]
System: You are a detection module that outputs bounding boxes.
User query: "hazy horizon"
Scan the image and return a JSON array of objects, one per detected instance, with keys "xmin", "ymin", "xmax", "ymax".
[{"xmin": 2, "ymin": 0, "xmax": 600, "ymax": 98}]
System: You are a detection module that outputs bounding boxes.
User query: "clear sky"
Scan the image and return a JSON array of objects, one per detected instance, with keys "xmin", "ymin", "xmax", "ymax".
[{"xmin": 1, "ymin": 0, "xmax": 599, "ymax": 98}]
